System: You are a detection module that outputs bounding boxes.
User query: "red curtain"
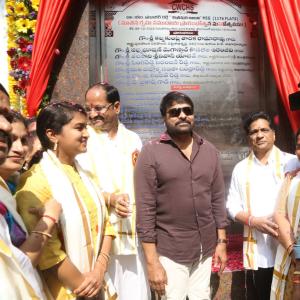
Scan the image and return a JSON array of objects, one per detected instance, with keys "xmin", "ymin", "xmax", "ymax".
[
  {"xmin": 26, "ymin": 0, "xmax": 72, "ymax": 116},
  {"xmin": 258, "ymin": 0, "xmax": 300, "ymax": 132}
]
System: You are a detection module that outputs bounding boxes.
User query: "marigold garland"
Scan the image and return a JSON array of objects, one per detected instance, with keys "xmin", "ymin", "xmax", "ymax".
[{"xmin": 5, "ymin": 0, "xmax": 39, "ymax": 115}]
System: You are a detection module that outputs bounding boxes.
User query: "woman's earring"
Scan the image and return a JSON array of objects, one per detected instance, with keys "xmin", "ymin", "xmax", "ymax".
[{"xmin": 53, "ymin": 141, "xmax": 58, "ymax": 151}]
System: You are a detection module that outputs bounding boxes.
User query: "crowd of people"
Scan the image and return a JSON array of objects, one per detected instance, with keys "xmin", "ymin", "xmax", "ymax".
[{"xmin": 0, "ymin": 81, "xmax": 300, "ymax": 300}]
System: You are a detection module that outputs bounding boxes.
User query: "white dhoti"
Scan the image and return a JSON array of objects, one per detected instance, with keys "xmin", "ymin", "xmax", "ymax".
[{"xmin": 108, "ymin": 245, "xmax": 150, "ymax": 300}]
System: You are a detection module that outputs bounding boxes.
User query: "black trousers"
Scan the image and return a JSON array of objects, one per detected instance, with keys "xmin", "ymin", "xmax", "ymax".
[{"xmin": 246, "ymin": 267, "xmax": 273, "ymax": 300}]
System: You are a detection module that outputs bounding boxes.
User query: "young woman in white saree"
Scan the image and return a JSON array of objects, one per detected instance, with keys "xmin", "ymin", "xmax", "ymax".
[{"xmin": 16, "ymin": 102, "xmax": 116, "ymax": 300}]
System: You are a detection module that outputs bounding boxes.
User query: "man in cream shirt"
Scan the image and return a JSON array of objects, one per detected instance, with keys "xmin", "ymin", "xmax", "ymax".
[
  {"xmin": 77, "ymin": 83, "xmax": 150, "ymax": 300},
  {"xmin": 226, "ymin": 111, "xmax": 294, "ymax": 300}
]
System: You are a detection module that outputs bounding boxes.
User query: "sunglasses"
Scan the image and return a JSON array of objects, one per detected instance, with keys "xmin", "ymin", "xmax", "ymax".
[{"xmin": 167, "ymin": 106, "xmax": 193, "ymax": 118}]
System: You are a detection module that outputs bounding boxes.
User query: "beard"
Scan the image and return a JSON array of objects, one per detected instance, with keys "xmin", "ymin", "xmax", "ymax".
[{"xmin": 166, "ymin": 120, "xmax": 193, "ymax": 136}]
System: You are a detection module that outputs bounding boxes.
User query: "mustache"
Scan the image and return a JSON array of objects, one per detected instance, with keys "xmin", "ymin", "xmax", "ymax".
[
  {"xmin": 175, "ymin": 120, "xmax": 191, "ymax": 126},
  {"xmin": 89, "ymin": 115, "xmax": 104, "ymax": 123},
  {"xmin": 0, "ymin": 130, "xmax": 12, "ymax": 149}
]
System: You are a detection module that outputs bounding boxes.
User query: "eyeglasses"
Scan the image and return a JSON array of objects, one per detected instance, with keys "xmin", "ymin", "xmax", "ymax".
[
  {"xmin": 85, "ymin": 103, "xmax": 113, "ymax": 114},
  {"xmin": 248, "ymin": 128, "xmax": 272, "ymax": 137},
  {"xmin": 167, "ymin": 106, "xmax": 193, "ymax": 118}
]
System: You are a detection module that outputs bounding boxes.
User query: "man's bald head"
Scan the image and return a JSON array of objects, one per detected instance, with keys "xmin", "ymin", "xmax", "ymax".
[{"xmin": 85, "ymin": 83, "xmax": 120, "ymax": 105}]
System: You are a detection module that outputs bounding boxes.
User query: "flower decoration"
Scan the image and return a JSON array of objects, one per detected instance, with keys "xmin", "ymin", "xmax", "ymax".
[
  {"xmin": 6, "ymin": 0, "xmax": 40, "ymax": 115},
  {"xmin": 15, "ymin": 2, "xmax": 29, "ymax": 16}
]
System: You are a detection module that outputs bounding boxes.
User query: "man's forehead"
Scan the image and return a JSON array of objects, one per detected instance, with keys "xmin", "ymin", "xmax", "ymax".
[
  {"xmin": 249, "ymin": 118, "xmax": 271, "ymax": 128},
  {"xmin": 168, "ymin": 101, "xmax": 191, "ymax": 109},
  {"xmin": 86, "ymin": 87, "xmax": 107, "ymax": 103}
]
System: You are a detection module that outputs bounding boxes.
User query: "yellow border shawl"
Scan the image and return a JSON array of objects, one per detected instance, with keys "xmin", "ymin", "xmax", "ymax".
[
  {"xmin": 271, "ymin": 175, "xmax": 300, "ymax": 300},
  {"xmin": 0, "ymin": 177, "xmax": 48, "ymax": 299},
  {"xmin": 243, "ymin": 146, "xmax": 283, "ymax": 270},
  {"xmin": 78, "ymin": 124, "xmax": 142, "ymax": 255},
  {"xmin": 0, "ymin": 216, "xmax": 47, "ymax": 299},
  {"xmin": 40, "ymin": 150, "xmax": 117, "ymax": 300}
]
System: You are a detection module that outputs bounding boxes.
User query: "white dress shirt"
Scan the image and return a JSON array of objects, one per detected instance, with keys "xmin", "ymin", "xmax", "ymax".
[{"xmin": 226, "ymin": 147, "xmax": 294, "ymax": 268}]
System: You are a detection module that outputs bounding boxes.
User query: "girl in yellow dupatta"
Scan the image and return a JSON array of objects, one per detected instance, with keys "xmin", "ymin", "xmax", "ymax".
[{"xmin": 16, "ymin": 102, "xmax": 116, "ymax": 300}]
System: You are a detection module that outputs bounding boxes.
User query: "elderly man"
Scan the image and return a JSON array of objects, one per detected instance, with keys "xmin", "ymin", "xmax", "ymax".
[
  {"xmin": 226, "ymin": 111, "xmax": 294, "ymax": 300},
  {"xmin": 135, "ymin": 91, "xmax": 228, "ymax": 299},
  {"xmin": 77, "ymin": 83, "xmax": 150, "ymax": 299}
]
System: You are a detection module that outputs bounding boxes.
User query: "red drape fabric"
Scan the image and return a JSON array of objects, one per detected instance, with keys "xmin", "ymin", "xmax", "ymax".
[
  {"xmin": 26, "ymin": 0, "xmax": 72, "ymax": 116},
  {"xmin": 258, "ymin": 0, "xmax": 300, "ymax": 132}
]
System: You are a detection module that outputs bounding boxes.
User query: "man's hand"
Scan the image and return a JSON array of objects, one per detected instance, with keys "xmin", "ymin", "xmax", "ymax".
[
  {"xmin": 214, "ymin": 243, "xmax": 227, "ymax": 275},
  {"xmin": 251, "ymin": 216, "xmax": 279, "ymax": 237},
  {"xmin": 146, "ymin": 260, "xmax": 168, "ymax": 296},
  {"xmin": 292, "ymin": 283, "xmax": 300, "ymax": 300},
  {"xmin": 111, "ymin": 193, "xmax": 131, "ymax": 218}
]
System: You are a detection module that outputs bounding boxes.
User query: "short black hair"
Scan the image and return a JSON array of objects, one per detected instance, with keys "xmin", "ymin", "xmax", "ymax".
[
  {"xmin": 243, "ymin": 111, "xmax": 274, "ymax": 135},
  {"xmin": 25, "ymin": 116, "xmax": 37, "ymax": 127},
  {"xmin": 85, "ymin": 82, "xmax": 120, "ymax": 104},
  {"xmin": 37, "ymin": 101, "xmax": 86, "ymax": 150},
  {"xmin": 10, "ymin": 110, "xmax": 27, "ymax": 128},
  {"xmin": 0, "ymin": 83, "xmax": 9, "ymax": 98},
  {"xmin": 160, "ymin": 91, "xmax": 194, "ymax": 116}
]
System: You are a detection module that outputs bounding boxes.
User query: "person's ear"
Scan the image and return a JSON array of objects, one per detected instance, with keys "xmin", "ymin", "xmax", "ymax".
[
  {"xmin": 114, "ymin": 101, "xmax": 120, "ymax": 114},
  {"xmin": 45, "ymin": 129, "xmax": 58, "ymax": 146}
]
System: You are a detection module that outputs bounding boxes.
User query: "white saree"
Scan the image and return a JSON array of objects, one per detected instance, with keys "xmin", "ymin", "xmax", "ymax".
[{"xmin": 0, "ymin": 178, "xmax": 48, "ymax": 300}]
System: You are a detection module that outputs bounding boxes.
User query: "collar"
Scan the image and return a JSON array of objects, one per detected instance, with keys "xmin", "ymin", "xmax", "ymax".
[
  {"xmin": 252, "ymin": 146, "xmax": 278, "ymax": 166},
  {"xmin": 89, "ymin": 122, "xmax": 122, "ymax": 139},
  {"xmin": 159, "ymin": 131, "xmax": 204, "ymax": 145}
]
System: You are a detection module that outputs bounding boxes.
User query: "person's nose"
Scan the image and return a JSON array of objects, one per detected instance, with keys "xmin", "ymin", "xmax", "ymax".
[
  {"xmin": 0, "ymin": 115, "xmax": 12, "ymax": 133},
  {"xmin": 178, "ymin": 110, "xmax": 187, "ymax": 119},
  {"xmin": 13, "ymin": 139, "xmax": 24, "ymax": 154},
  {"xmin": 82, "ymin": 127, "xmax": 89, "ymax": 138},
  {"xmin": 256, "ymin": 129, "xmax": 264, "ymax": 138},
  {"xmin": 89, "ymin": 109, "xmax": 98, "ymax": 119}
]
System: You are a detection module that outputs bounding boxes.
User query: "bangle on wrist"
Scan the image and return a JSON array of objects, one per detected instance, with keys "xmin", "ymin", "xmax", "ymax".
[
  {"xmin": 217, "ymin": 238, "xmax": 228, "ymax": 244},
  {"xmin": 98, "ymin": 252, "xmax": 110, "ymax": 262},
  {"xmin": 42, "ymin": 214, "xmax": 57, "ymax": 224},
  {"xmin": 31, "ymin": 230, "xmax": 52, "ymax": 238}
]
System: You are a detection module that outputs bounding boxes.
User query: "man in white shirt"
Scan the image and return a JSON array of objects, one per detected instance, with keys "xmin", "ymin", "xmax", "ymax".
[
  {"xmin": 226, "ymin": 111, "xmax": 294, "ymax": 300},
  {"xmin": 77, "ymin": 83, "xmax": 150, "ymax": 300}
]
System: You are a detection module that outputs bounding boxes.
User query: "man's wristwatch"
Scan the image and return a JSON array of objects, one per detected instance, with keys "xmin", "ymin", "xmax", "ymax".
[{"xmin": 217, "ymin": 238, "xmax": 228, "ymax": 244}]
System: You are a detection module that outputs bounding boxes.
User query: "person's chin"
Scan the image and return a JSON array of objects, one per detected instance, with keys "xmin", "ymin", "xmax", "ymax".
[
  {"xmin": 177, "ymin": 126, "xmax": 192, "ymax": 134},
  {"xmin": 78, "ymin": 145, "xmax": 87, "ymax": 153},
  {"xmin": 7, "ymin": 165, "xmax": 20, "ymax": 174},
  {"xmin": 91, "ymin": 120, "xmax": 104, "ymax": 129}
]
